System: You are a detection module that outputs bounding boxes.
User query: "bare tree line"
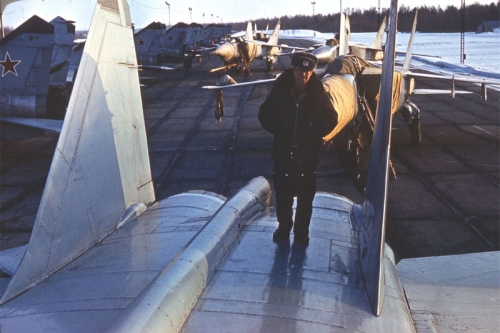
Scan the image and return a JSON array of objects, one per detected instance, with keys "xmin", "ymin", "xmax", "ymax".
[{"xmin": 231, "ymin": 2, "xmax": 499, "ymax": 33}]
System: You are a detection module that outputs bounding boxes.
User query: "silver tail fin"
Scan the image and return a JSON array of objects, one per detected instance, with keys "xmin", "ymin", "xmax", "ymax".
[
  {"xmin": 402, "ymin": 9, "xmax": 418, "ymax": 73},
  {"xmin": 371, "ymin": 15, "xmax": 387, "ymax": 49},
  {"xmin": 246, "ymin": 21, "xmax": 253, "ymax": 41},
  {"xmin": 339, "ymin": 12, "xmax": 350, "ymax": 56},
  {"xmin": 354, "ymin": 0, "xmax": 398, "ymax": 316},
  {"xmin": 1, "ymin": 0, "xmax": 155, "ymax": 303},
  {"xmin": 268, "ymin": 19, "xmax": 281, "ymax": 46}
]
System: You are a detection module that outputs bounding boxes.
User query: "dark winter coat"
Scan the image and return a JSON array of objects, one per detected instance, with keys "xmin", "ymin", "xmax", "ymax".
[{"xmin": 258, "ymin": 68, "xmax": 338, "ymax": 166}]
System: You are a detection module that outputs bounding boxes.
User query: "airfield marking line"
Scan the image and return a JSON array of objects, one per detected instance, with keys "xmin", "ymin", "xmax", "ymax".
[
  {"xmin": 446, "ymin": 160, "xmax": 500, "ymax": 168},
  {"xmin": 471, "ymin": 125, "xmax": 498, "ymax": 138}
]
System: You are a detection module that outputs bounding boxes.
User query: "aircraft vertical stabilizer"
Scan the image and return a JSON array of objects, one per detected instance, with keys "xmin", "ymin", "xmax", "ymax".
[
  {"xmin": 49, "ymin": 16, "xmax": 75, "ymax": 87},
  {"xmin": 245, "ymin": 21, "xmax": 253, "ymax": 41},
  {"xmin": 339, "ymin": 13, "xmax": 350, "ymax": 56},
  {"xmin": 267, "ymin": 19, "xmax": 280, "ymax": 46},
  {"xmin": 1, "ymin": 0, "xmax": 155, "ymax": 304},
  {"xmin": 266, "ymin": 19, "xmax": 281, "ymax": 59},
  {"xmin": 402, "ymin": 9, "xmax": 418, "ymax": 73},
  {"xmin": 371, "ymin": 15, "xmax": 387, "ymax": 49},
  {"xmin": 353, "ymin": 0, "xmax": 398, "ymax": 316}
]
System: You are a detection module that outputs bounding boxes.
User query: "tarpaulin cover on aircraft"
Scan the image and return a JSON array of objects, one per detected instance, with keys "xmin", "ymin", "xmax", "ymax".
[
  {"xmin": 321, "ymin": 74, "xmax": 357, "ymax": 142},
  {"xmin": 362, "ymin": 67, "xmax": 403, "ymax": 116}
]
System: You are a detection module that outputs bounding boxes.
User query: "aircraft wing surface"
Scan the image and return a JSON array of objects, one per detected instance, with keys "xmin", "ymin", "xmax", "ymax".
[
  {"xmin": 177, "ymin": 193, "xmax": 416, "ymax": 333},
  {"xmin": 140, "ymin": 65, "xmax": 175, "ymax": 71},
  {"xmin": 412, "ymin": 89, "xmax": 473, "ymax": 95},
  {"xmin": 405, "ymin": 71, "xmax": 500, "ymax": 85},
  {"xmin": 397, "ymin": 251, "xmax": 500, "ymax": 333},
  {"xmin": 202, "ymin": 77, "xmax": 276, "ymax": 90},
  {"xmin": 0, "ymin": 192, "xmax": 226, "ymax": 332},
  {"xmin": 2, "ymin": 1, "xmax": 499, "ymax": 332},
  {"xmin": 406, "ymin": 71, "xmax": 499, "ymax": 99}
]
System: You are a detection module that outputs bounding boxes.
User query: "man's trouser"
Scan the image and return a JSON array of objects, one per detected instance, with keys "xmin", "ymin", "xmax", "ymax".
[{"xmin": 272, "ymin": 161, "xmax": 317, "ymax": 237}]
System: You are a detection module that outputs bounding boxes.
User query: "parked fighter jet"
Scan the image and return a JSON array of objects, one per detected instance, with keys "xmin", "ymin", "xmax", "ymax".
[
  {"xmin": 235, "ymin": 22, "xmax": 271, "ymax": 41},
  {"xmin": 311, "ymin": 14, "xmax": 437, "ymax": 74},
  {"xmin": 211, "ymin": 19, "xmax": 302, "ymax": 73},
  {"xmin": 0, "ymin": 14, "xmax": 76, "ymax": 139},
  {"xmin": 134, "ymin": 21, "xmax": 219, "ymax": 67},
  {"xmin": 0, "ymin": 1, "xmax": 498, "ymax": 332},
  {"xmin": 308, "ymin": 12, "xmax": 357, "ymax": 71},
  {"xmin": 204, "ymin": 10, "xmax": 498, "ymax": 181}
]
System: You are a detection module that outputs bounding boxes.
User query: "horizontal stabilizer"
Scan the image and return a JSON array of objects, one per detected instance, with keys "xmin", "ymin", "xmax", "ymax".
[
  {"xmin": 1, "ymin": 116, "xmax": 63, "ymax": 132},
  {"xmin": 0, "ymin": 246, "xmax": 26, "ymax": 277},
  {"xmin": 413, "ymin": 89, "xmax": 473, "ymax": 95},
  {"xmin": 396, "ymin": 51, "xmax": 441, "ymax": 58},
  {"xmin": 407, "ymin": 71, "xmax": 500, "ymax": 85},
  {"xmin": 397, "ymin": 251, "xmax": 500, "ymax": 332},
  {"xmin": 50, "ymin": 59, "xmax": 70, "ymax": 74}
]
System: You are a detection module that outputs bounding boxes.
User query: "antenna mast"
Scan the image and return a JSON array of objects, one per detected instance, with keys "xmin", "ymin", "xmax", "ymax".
[{"xmin": 460, "ymin": 0, "xmax": 466, "ymax": 64}]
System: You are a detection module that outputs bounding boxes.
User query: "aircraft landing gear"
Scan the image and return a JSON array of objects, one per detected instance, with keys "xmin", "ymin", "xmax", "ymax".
[
  {"xmin": 265, "ymin": 58, "xmax": 274, "ymax": 72},
  {"xmin": 339, "ymin": 122, "xmax": 370, "ymax": 192},
  {"xmin": 399, "ymin": 101, "xmax": 421, "ymax": 145},
  {"xmin": 409, "ymin": 118, "xmax": 421, "ymax": 145}
]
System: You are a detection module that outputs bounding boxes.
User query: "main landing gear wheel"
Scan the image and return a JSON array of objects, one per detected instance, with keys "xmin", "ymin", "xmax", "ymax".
[
  {"xmin": 409, "ymin": 118, "xmax": 421, "ymax": 145},
  {"xmin": 265, "ymin": 59, "xmax": 274, "ymax": 72}
]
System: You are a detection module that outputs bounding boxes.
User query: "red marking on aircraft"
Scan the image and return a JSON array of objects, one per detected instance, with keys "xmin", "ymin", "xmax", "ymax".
[{"xmin": 0, "ymin": 52, "xmax": 22, "ymax": 77}]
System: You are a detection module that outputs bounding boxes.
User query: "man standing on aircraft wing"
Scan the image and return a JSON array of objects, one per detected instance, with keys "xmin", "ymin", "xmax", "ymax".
[{"xmin": 258, "ymin": 52, "xmax": 338, "ymax": 245}]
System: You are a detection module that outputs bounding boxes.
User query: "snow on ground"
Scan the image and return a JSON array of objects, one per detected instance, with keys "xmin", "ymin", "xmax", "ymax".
[{"xmin": 278, "ymin": 29, "xmax": 500, "ymax": 90}]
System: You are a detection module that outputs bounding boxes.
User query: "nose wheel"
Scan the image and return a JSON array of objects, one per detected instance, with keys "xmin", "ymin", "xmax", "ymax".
[
  {"xmin": 265, "ymin": 58, "xmax": 274, "ymax": 72},
  {"xmin": 399, "ymin": 101, "xmax": 421, "ymax": 145}
]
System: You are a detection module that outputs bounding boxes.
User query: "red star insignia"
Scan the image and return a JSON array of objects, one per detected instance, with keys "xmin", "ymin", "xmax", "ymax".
[
  {"xmin": 0, "ymin": 52, "xmax": 22, "ymax": 77},
  {"xmin": 138, "ymin": 38, "xmax": 145, "ymax": 46}
]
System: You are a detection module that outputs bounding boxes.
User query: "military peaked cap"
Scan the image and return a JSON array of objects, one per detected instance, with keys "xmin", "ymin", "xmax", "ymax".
[{"xmin": 291, "ymin": 52, "xmax": 318, "ymax": 70}]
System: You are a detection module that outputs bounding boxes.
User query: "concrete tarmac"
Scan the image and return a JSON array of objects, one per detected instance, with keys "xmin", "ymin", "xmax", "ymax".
[{"xmin": 0, "ymin": 52, "xmax": 498, "ymax": 263}]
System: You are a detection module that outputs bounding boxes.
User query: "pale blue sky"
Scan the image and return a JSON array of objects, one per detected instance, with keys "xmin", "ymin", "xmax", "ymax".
[{"xmin": 2, "ymin": 0, "xmax": 496, "ymax": 31}]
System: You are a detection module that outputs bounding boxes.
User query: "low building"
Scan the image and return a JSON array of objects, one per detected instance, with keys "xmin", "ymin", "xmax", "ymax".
[{"xmin": 476, "ymin": 21, "xmax": 500, "ymax": 33}]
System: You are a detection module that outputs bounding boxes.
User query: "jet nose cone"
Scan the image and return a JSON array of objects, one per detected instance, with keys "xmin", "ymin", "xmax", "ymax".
[
  {"xmin": 214, "ymin": 42, "xmax": 239, "ymax": 62},
  {"xmin": 312, "ymin": 45, "xmax": 338, "ymax": 66}
]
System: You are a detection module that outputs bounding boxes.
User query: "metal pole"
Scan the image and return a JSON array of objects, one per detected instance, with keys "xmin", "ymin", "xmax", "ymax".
[
  {"xmin": 378, "ymin": 0, "xmax": 381, "ymax": 28},
  {"xmin": 189, "ymin": 7, "xmax": 192, "ymax": 23},
  {"xmin": 165, "ymin": 2, "xmax": 170, "ymax": 28},
  {"xmin": 460, "ymin": 0, "xmax": 466, "ymax": 64},
  {"xmin": 311, "ymin": 2, "xmax": 316, "ymax": 36}
]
